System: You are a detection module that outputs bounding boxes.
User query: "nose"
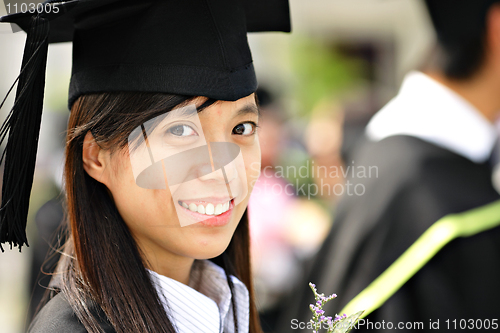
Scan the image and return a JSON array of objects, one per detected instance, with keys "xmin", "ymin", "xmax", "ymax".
[
  {"xmin": 197, "ymin": 162, "xmax": 223, "ymax": 182},
  {"xmin": 221, "ymin": 159, "xmax": 237, "ymax": 183},
  {"xmin": 197, "ymin": 159, "xmax": 238, "ymax": 183},
  {"xmin": 196, "ymin": 158, "xmax": 235, "ymax": 184},
  {"xmin": 197, "ymin": 142, "xmax": 240, "ymax": 183}
]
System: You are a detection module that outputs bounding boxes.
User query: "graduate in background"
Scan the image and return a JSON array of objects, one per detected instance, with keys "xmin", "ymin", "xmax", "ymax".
[{"xmin": 280, "ymin": 0, "xmax": 500, "ymax": 331}]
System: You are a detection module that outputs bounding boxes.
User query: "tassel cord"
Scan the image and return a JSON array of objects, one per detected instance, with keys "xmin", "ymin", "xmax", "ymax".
[
  {"xmin": 0, "ymin": 14, "xmax": 49, "ymax": 251},
  {"xmin": 0, "ymin": 29, "xmax": 49, "ymax": 162}
]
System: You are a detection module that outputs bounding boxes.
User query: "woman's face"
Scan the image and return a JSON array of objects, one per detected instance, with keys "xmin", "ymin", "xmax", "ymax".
[{"xmin": 99, "ymin": 94, "xmax": 260, "ymax": 268}]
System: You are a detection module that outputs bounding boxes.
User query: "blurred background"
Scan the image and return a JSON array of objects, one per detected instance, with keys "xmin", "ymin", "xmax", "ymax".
[{"xmin": 0, "ymin": 0, "xmax": 435, "ymax": 332}]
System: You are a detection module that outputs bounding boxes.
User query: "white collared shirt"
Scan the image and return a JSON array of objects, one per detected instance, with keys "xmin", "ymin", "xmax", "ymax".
[
  {"xmin": 366, "ymin": 71, "xmax": 498, "ymax": 163},
  {"xmin": 148, "ymin": 260, "xmax": 250, "ymax": 333}
]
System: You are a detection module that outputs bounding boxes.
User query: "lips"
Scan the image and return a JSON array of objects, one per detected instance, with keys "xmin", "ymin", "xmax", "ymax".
[
  {"xmin": 178, "ymin": 199, "xmax": 231, "ymax": 216},
  {"xmin": 176, "ymin": 197, "xmax": 235, "ymax": 227}
]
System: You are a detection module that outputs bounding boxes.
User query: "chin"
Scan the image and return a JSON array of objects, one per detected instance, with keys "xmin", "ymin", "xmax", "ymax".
[{"xmin": 190, "ymin": 235, "xmax": 233, "ymax": 260}]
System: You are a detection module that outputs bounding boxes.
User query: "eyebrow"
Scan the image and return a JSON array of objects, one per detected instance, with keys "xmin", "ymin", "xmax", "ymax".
[
  {"xmin": 235, "ymin": 103, "xmax": 260, "ymax": 117},
  {"xmin": 165, "ymin": 105, "xmax": 197, "ymax": 119}
]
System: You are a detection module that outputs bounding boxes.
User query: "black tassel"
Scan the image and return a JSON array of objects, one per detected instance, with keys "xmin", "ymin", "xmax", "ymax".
[{"xmin": 0, "ymin": 15, "xmax": 49, "ymax": 251}]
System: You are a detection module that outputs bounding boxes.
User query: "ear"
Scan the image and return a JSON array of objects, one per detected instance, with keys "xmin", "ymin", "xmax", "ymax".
[
  {"xmin": 82, "ymin": 131, "xmax": 108, "ymax": 184},
  {"xmin": 487, "ymin": 4, "xmax": 500, "ymax": 67}
]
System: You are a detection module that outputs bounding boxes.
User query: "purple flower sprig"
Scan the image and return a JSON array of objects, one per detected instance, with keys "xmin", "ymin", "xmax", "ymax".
[{"xmin": 308, "ymin": 282, "xmax": 363, "ymax": 333}]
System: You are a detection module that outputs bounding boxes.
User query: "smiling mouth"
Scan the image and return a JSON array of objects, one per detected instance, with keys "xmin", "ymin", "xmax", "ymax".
[{"xmin": 178, "ymin": 199, "xmax": 232, "ymax": 216}]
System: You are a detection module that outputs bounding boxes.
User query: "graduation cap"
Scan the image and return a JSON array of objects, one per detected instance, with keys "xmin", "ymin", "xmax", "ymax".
[{"xmin": 0, "ymin": 0, "xmax": 291, "ymax": 251}]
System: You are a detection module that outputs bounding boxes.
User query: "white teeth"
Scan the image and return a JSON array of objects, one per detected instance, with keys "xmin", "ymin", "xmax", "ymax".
[
  {"xmin": 205, "ymin": 203, "xmax": 215, "ymax": 215},
  {"xmin": 189, "ymin": 203, "xmax": 197, "ymax": 212},
  {"xmin": 180, "ymin": 200, "xmax": 231, "ymax": 216}
]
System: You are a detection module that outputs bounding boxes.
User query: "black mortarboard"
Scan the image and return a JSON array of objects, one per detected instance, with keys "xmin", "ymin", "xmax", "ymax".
[{"xmin": 0, "ymin": 0, "xmax": 291, "ymax": 251}]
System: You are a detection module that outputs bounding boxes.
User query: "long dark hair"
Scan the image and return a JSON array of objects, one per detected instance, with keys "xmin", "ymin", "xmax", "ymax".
[{"xmin": 56, "ymin": 92, "xmax": 261, "ymax": 333}]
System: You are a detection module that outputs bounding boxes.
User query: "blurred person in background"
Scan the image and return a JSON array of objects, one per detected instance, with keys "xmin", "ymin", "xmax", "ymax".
[
  {"xmin": 280, "ymin": 0, "xmax": 500, "ymax": 331},
  {"xmin": 304, "ymin": 99, "xmax": 345, "ymax": 204},
  {"xmin": 28, "ymin": 196, "xmax": 65, "ymax": 323},
  {"xmin": 27, "ymin": 151, "xmax": 66, "ymax": 323},
  {"xmin": 249, "ymin": 88, "xmax": 331, "ymax": 332}
]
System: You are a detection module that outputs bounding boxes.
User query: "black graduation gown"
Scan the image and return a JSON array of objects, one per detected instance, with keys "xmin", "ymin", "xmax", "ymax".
[
  {"xmin": 278, "ymin": 135, "xmax": 500, "ymax": 332},
  {"xmin": 28, "ymin": 293, "xmax": 115, "ymax": 333}
]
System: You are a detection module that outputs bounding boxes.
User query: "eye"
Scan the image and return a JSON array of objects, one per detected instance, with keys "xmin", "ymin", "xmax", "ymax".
[
  {"xmin": 232, "ymin": 122, "xmax": 256, "ymax": 136},
  {"xmin": 167, "ymin": 124, "xmax": 197, "ymax": 137}
]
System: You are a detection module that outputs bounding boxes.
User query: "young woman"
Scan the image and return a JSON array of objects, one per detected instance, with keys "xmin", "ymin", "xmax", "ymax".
[
  {"xmin": 32, "ymin": 92, "xmax": 261, "ymax": 333},
  {"xmin": 0, "ymin": 0, "xmax": 291, "ymax": 332}
]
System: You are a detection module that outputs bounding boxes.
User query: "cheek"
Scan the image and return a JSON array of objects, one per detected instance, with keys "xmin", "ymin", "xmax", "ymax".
[
  {"xmin": 106, "ymin": 156, "xmax": 177, "ymax": 227},
  {"xmin": 243, "ymin": 143, "xmax": 261, "ymax": 193}
]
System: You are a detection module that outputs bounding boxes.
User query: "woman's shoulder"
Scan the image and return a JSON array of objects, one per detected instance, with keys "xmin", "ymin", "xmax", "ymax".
[
  {"xmin": 28, "ymin": 293, "xmax": 87, "ymax": 333},
  {"xmin": 28, "ymin": 292, "xmax": 115, "ymax": 333}
]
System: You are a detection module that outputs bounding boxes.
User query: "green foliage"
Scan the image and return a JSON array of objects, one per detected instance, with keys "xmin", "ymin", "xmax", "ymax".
[{"xmin": 290, "ymin": 36, "xmax": 363, "ymax": 115}]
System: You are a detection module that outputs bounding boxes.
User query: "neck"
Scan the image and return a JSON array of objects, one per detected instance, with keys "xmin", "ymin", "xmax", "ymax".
[
  {"xmin": 425, "ymin": 69, "xmax": 500, "ymax": 123},
  {"xmin": 139, "ymin": 241, "xmax": 195, "ymax": 285}
]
